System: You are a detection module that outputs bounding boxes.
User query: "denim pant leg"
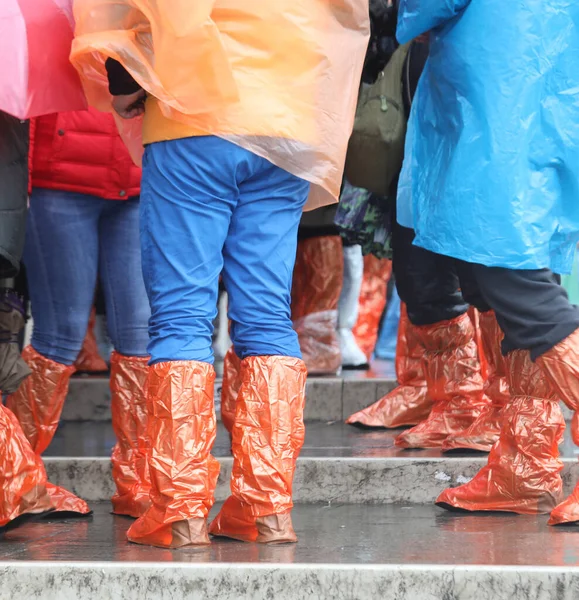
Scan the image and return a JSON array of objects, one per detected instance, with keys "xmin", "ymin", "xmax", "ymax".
[
  {"xmin": 140, "ymin": 137, "xmax": 242, "ymax": 365},
  {"xmin": 223, "ymin": 158, "xmax": 309, "ymax": 359},
  {"xmin": 98, "ymin": 197, "xmax": 150, "ymax": 357},
  {"xmin": 23, "ymin": 189, "xmax": 101, "ymax": 365}
]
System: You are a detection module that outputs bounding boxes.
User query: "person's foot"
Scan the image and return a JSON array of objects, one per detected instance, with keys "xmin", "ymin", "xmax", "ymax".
[{"xmin": 256, "ymin": 512, "xmax": 298, "ymax": 544}]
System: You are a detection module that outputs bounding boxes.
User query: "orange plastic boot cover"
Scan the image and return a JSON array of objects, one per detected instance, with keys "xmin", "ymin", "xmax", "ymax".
[
  {"xmin": 346, "ymin": 306, "xmax": 431, "ymax": 428},
  {"xmin": 127, "ymin": 361, "xmax": 219, "ymax": 548},
  {"xmin": 395, "ymin": 313, "xmax": 489, "ymax": 449},
  {"xmin": 437, "ymin": 349, "xmax": 565, "ymax": 514},
  {"xmin": 443, "ymin": 310, "xmax": 510, "ymax": 452},
  {"xmin": 210, "ymin": 356, "xmax": 307, "ymax": 543},
  {"xmin": 352, "ymin": 256, "xmax": 392, "ymax": 360},
  {"xmin": 536, "ymin": 329, "xmax": 579, "ymax": 525},
  {"xmin": 291, "ymin": 237, "xmax": 343, "ymax": 375},
  {"xmin": 6, "ymin": 346, "xmax": 75, "ymax": 455},
  {"xmin": 221, "ymin": 347, "xmax": 242, "ymax": 435},
  {"xmin": 109, "ymin": 352, "xmax": 152, "ymax": 518},
  {"xmin": 0, "ymin": 404, "xmax": 53, "ymax": 529},
  {"xmin": 74, "ymin": 307, "xmax": 108, "ymax": 373}
]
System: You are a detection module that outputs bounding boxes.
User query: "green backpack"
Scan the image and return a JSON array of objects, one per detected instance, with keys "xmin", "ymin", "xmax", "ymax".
[{"xmin": 344, "ymin": 42, "xmax": 411, "ymax": 197}]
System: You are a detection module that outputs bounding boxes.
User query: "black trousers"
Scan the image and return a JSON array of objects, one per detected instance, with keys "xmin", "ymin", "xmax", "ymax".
[{"xmin": 392, "ymin": 217, "xmax": 579, "ymax": 360}]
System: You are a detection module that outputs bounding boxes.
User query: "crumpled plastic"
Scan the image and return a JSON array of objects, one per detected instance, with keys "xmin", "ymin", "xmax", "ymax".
[
  {"xmin": 346, "ymin": 304, "xmax": 431, "ymax": 428},
  {"xmin": 109, "ymin": 352, "xmax": 151, "ymax": 518},
  {"xmin": 210, "ymin": 356, "xmax": 306, "ymax": 543},
  {"xmin": 0, "ymin": 403, "xmax": 53, "ymax": 530},
  {"xmin": 292, "ymin": 236, "xmax": 343, "ymax": 375},
  {"xmin": 74, "ymin": 307, "xmax": 108, "ymax": 373},
  {"xmin": 395, "ymin": 312, "xmax": 489, "ymax": 449},
  {"xmin": 6, "ymin": 345, "xmax": 75, "ymax": 455},
  {"xmin": 221, "ymin": 346, "xmax": 241, "ymax": 435},
  {"xmin": 437, "ymin": 349, "xmax": 565, "ymax": 514},
  {"xmin": 4, "ymin": 345, "xmax": 90, "ymax": 515},
  {"xmin": 0, "ymin": 290, "xmax": 31, "ymax": 395},
  {"xmin": 536, "ymin": 328, "xmax": 579, "ymax": 525},
  {"xmin": 443, "ymin": 310, "xmax": 510, "ymax": 452},
  {"xmin": 127, "ymin": 361, "xmax": 220, "ymax": 548},
  {"xmin": 0, "ymin": 0, "xmax": 86, "ymax": 119},
  {"xmin": 353, "ymin": 255, "xmax": 392, "ymax": 360},
  {"xmin": 70, "ymin": 0, "xmax": 370, "ymax": 211},
  {"xmin": 396, "ymin": 0, "xmax": 579, "ymax": 274}
]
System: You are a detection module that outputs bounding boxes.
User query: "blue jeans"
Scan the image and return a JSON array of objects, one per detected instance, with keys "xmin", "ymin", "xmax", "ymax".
[
  {"xmin": 140, "ymin": 136, "xmax": 310, "ymax": 364},
  {"xmin": 23, "ymin": 189, "xmax": 150, "ymax": 365}
]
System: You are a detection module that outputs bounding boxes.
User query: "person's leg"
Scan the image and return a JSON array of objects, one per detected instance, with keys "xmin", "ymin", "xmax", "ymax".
[
  {"xmin": 347, "ymin": 218, "xmax": 472, "ymax": 430},
  {"xmin": 5, "ymin": 189, "xmax": 97, "ymax": 516},
  {"xmin": 9, "ymin": 189, "xmax": 99, "ymax": 451},
  {"xmin": 291, "ymin": 234, "xmax": 343, "ymax": 375},
  {"xmin": 438, "ymin": 265, "xmax": 573, "ymax": 515},
  {"xmin": 98, "ymin": 197, "xmax": 151, "ymax": 518},
  {"xmin": 442, "ymin": 263, "xmax": 511, "ymax": 452},
  {"xmin": 210, "ymin": 156, "xmax": 309, "ymax": 544},
  {"xmin": 127, "ymin": 137, "xmax": 240, "ymax": 548},
  {"xmin": 357, "ymin": 224, "xmax": 488, "ymax": 445},
  {"xmin": 337, "ymin": 244, "xmax": 368, "ymax": 369}
]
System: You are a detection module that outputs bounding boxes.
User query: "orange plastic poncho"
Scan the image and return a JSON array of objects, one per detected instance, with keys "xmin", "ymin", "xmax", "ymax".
[{"xmin": 70, "ymin": 0, "xmax": 370, "ymax": 210}]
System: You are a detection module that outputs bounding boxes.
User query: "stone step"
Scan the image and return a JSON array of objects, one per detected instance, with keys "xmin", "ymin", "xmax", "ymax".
[
  {"xmin": 1, "ymin": 503, "xmax": 578, "ymax": 600},
  {"xmin": 42, "ymin": 422, "xmax": 579, "ymax": 505},
  {"xmin": 62, "ymin": 375, "xmax": 397, "ymax": 422}
]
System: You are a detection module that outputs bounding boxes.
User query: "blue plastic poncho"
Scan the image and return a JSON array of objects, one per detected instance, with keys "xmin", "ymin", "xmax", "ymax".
[{"xmin": 396, "ymin": 0, "xmax": 579, "ymax": 273}]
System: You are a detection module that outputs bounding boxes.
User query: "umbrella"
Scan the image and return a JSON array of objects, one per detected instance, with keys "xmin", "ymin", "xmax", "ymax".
[{"xmin": 0, "ymin": 0, "xmax": 86, "ymax": 119}]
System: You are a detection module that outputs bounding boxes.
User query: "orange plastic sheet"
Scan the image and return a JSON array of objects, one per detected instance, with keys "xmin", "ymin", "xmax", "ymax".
[
  {"xmin": 74, "ymin": 307, "xmax": 108, "ymax": 373},
  {"xmin": 109, "ymin": 352, "xmax": 151, "ymax": 518},
  {"xmin": 395, "ymin": 313, "xmax": 489, "ymax": 449},
  {"xmin": 221, "ymin": 346, "xmax": 241, "ymax": 435},
  {"xmin": 6, "ymin": 346, "xmax": 75, "ymax": 455},
  {"xmin": 353, "ymin": 256, "xmax": 392, "ymax": 360},
  {"xmin": 537, "ymin": 328, "xmax": 579, "ymax": 524},
  {"xmin": 210, "ymin": 356, "xmax": 306, "ymax": 543},
  {"xmin": 443, "ymin": 310, "xmax": 510, "ymax": 452},
  {"xmin": 437, "ymin": 349, "xmax": 565, "ymax": 514},
  {"xmin": 0, "ymin": 404, "xmax": 52, "ymax": 529},
  {"xmin": 127, "ymin": 361, "xmax": 219, "ymax": 548},
  {"xmin": 70, "ymin": 0, "xmax": 370, "ymax": 211},
  {"xmin": 346, "ymin": 304, "xmax": 431, "ymax": 428},
  {"xmin": 549, "ymin": 480, "xmax": 579, "ymax": 526},
  {"xmin": 292, "ymin": 236, "xmax": 343, "ymax": 375}
]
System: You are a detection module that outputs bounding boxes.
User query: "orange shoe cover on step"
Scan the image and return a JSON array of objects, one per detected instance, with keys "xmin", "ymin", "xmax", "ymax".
[
  {"xmin": 221, "ymin": 347, "xmax": 241, "ymax": 435},
  {"xmin": 443, "ymin": 310, "xmax": 510, "ymax": 452},
  {"xmin": 395, "ymin": 313, "xmax": 489, "ymax": 449},
  {"xmin": 6, "ymin": 346, "xmax": 75, "ymax": 455},
  {"xmin": 291, "ymin": 236, "xmax": 343, "ymax": 375},
  {"xmin": 74, "ymin": 308, "xmax": 108, "ymax": 373},
  {"xmin": 437, "ymin": 349, "xmax": 565, "ymax": 514},
  {"xmin": 0, "ymin": 404, "xmax": 53, "ymax": 531},
  {"xmin": 127, "ymin": 361, "xmax": 219, "ymax": 548},
  {"xmin": 210, "ymin": 356, "xmax": 306, "ymax": 544},
  {"xmin": 536, "ymin": 329, "xmax": 579, "ymax": 525},
  {"xmin": 346, "ymin": 305, "xmax": 431, "ymax": 428},
  {"xmin": 352, "ymin": 256, "xmax": 392, "ymax": 360},
  {"xmin": 109, "ymin": 352, "xmax": 151, "ymax": 518}
]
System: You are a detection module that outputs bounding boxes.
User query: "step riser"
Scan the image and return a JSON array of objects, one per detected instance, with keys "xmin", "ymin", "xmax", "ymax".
[
  {"xmin": 45, "ymin": 457, "xmax": 579, "ymax": 504},
  {"xmin": 62, "ymin": 379, "xmax": 397, "ymax": 422},
  {"xmin": 1, "ymin": 564, "xmax": 576, "ymax": 600}
]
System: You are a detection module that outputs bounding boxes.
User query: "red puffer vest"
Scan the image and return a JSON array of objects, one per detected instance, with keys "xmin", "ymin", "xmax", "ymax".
[{"xmin": 31, "ymin": 107, "xmax": 140, "ymax": 200}]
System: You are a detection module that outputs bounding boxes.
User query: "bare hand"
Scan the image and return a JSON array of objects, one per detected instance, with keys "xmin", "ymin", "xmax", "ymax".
[{"xmin": 112, "ymin": 90, "xmax": 146, "ymax": 119}]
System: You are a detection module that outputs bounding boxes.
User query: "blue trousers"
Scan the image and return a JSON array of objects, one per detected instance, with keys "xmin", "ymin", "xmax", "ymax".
[
  {"xmin": 140, "ymin": 136, "xmax": 310, "ymax": 364},
  {"xmin": 24, "ymin": 190, "xmax": 150, "ymax": 365}
]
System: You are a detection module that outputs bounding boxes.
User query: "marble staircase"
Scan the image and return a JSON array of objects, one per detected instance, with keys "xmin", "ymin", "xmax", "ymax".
[{"xmin": 1, "ymin": 370, "xmax": 579, "ymax": 600}]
